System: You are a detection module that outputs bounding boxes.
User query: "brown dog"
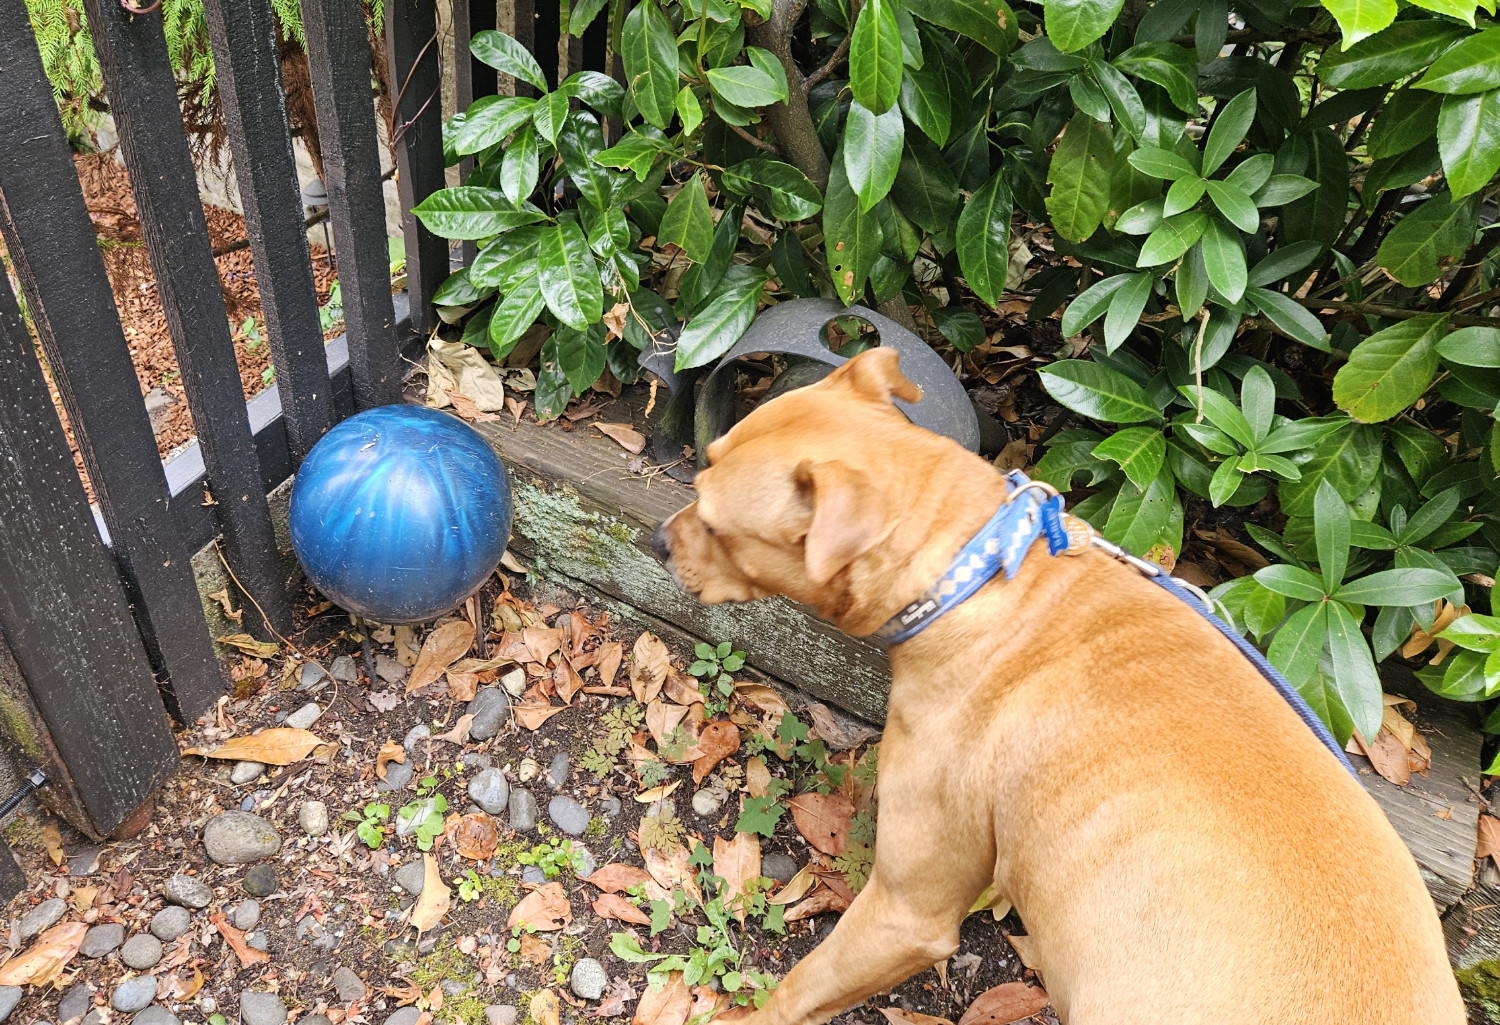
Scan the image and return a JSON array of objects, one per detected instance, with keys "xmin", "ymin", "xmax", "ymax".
[{"xmin": 653, "ymin": 348, "xmax": 1463, "ymax": 1024}]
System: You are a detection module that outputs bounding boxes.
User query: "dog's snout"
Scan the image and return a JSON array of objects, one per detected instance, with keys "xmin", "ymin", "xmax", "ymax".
[{"xmin": 652, "ymin": 522, "xmax": 672, "ymax": 563}]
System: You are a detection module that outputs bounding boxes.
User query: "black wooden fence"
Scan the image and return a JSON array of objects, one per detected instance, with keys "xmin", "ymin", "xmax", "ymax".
[{"xmin": 0, "ymin": 0, "xmax": 591, "ymax": 840}]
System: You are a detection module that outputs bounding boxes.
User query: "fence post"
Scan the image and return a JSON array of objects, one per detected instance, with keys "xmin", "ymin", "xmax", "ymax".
[
  {"xmin": 80, "ymin": 0, "xmax": 296, "ymax": 647},
  {"xmin": 0, "ymin": 2, "xmax": 224, "ymax": 724},
  {"xmin": 302, "ymin": 0, "xmax": 404, "ymax": 410},
  {"xmin": 202, "ymin": 0, "xmax": 336, "ymax": 465},
  {"xmin": 386, "ymin": 0, "xmax": 449, "ymax": 336},
  {"xmin": 0, "ymin": 256, "xmax": 179, "ymax": 837}
]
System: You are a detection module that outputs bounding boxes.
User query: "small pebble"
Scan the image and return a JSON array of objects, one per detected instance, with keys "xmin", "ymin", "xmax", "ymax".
[
  {"xmin": 548, "ymin": 795, "xmax": 589, "ymax": 835},
  {"xmin": 385, "ymin": 1008, "xmax": 422, "ymax": 1025},
  {"xmin": 231, "ymin": 898, "xmax": 261, "ymax": 932},
  {"xmin": 468, "ymin": 769, "xmax": 509, "ymax": 816},
  {"xmin": 231, "ymin": 761, "xmax": 265, "ymax": 785},
  {"xmin": 19, "ymin": 897, "xmax": 65, "ymax": 942},
  {"xmin": 66, "ymin": 846, "xmax": 103, "ymax": 877},
  {"xmin": 247, "ymin": 930, "xmax": 270, "ymax": 951},
  {"xmin": 394, "ymin": 860, "xmax": 426, "ymax": 895},
  {"xmin": 467, "ymin": 688, "xmax": 510, "ymax": 741},
  {"xmin": 331, "ymin": 966, "xmax": 367, "ymax": 1004},
  {"xmin": 509, "ymin": 790, "xmax": 539, "ymax": 831},
  {"xmin": 79, "ymin": 923, "xmax": 125, "ymax": 959},
  {"xmin": 329, "ymin": 655, "xmax": 358, "ymax": 682},
  {"xmin": 517, "ymin": 759, "xmax": 540, "ymax": 782},
  {"xmin": 599, "ymin": 796, "xmax": 622, "ymax": 819},
  {"xmin": 403, "ymin": 725, "xmax": 431, "ymax": 751},
  {"xmin": 692, "ymin": 788, "xmax": 726, "ymax": 818},
  {"xmin": 202, "ymin": 810, "xmax": 282, "ymax": 865},
  {"xmin": 241, "ymin": 990, "xmax": 289, "ymax": 1025},
  {"xmin": 761, "ymin": 853, "xmax": 798, "ymax": 883},
  {"xmin": 546, "ymin": 751, "xmax": 570, "ymax": 789},
  {"xmin": 485, "ymin": 1006, "xmax": 519, "ymax": 1025},
  {"xmin": 0, "ymin": 987, "xmax": 19, "ymax": 1024},
  {"xmin": 300, "ymin": 801, "xmax": 330, "ymax": 836},
  {"xmin": 462, "ymin": 753, "xmax": 492, "ymax": 771},
  {"xmin": 521, "ymin": 866, "xmax": 546, "ymax": 885},
  {"xmin": 499, "ymin": 667, "xmax": 527, "ymax": 696},
  {"xmin": 111, "ymin": 975, "xmax": 157, "ymax": 1013},
  {"xmin": 132, "ymin": 1007, "xmax": 180, "ymax": 1025},
  {"xmin": 396, "ymin": 798, "xmax": 441, "ymax": 838},
  {"xmin": 150, "ymin": 906, "xmax": 192, "ymax": 941},
  {"xmin": 57, "ymin": 983, "xmax": 90, "ymax": 1023},
  {"xmin": 200, "ymin": 996, "xmax": 218, "ymax": 1013},
  {"xmin": 302, "ymin": 1016, "xmax": 334, "ymax": 1025},
  {"xmin": 242, "ymin": 862, "xmax": 278, "ymax": 897},
  {"xmin": 570, "ymin": 957, "xmax": 608, "ymax": 1001},
  {"xmin": 299, "ymin": 662, "xmax": 328, "ymax": 689},
  {"xmin": 375, "ymin": 654, "xmax": 407, "ymax": 686},
  {"xmin": 378, "ymin": 760, "xmax": 415, "ymax": 792},
  {"xmin": 120, "ymin": 933, "xmax": 163, "ymax": 970},
  {"xmin": 285, "ymin": 702, "xmax": 322, "ymax": 731}
]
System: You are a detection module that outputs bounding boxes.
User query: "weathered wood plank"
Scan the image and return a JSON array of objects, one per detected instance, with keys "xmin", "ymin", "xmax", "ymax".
[
  {"xmin": 386, "ymin": 0, "xmax": 449, "ymax": 335},
  {"xmin": 83, "ymin": 0, "xmax": 294, "ymax": 660},
  {"xmin": 302, "ymin": 0, "xmax": 403, "ymax": 410},
  {"xmin": 0, "ymin": 257, "xmax": 178, "ymax": 836},
  {"xmin": 451, "ymin": 0, "xmax": 478, "ymax": 265},
  {"xmin": 0, "ymin": 3, "xmax": 222, "ymax": 722},
  {"xmin": 202, "ymin": 0, "xmax": 335, "ymax": 464}
]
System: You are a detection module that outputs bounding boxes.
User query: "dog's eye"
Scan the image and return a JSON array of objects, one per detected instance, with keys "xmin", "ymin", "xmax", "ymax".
[{"xmin": 703, "ymin": 524, "xmax": 717, "ymax": 537}]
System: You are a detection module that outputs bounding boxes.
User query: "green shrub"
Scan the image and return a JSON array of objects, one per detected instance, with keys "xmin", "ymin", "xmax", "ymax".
[{"xmin": 413, "ymin": 0, "xmax": 1500, "ymax": 751}]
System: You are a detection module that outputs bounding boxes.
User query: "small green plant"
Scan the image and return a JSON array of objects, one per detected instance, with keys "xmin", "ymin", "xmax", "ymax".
[
  {"xmin": 833, "ymin": 809, "xmax": 877, "ymax": 893},
  {"xmin": 688, "ymin": 641, "xmax": 745, "ymax": 714},
  {"xmin": 579, "ymin": 702, "xmax": 645, "ymax": 777},
  {"xmin": 341, "ymin": 802, "xmax": 390, "ymax": 849},
  {"xmin": 397, "ymin": 772, "xmax": 452, "ymax": 851},
  {"xmin": 319, "ymin": 280, "xmax": 345, "ymax": 334},
  {"xmin": 517, "ymin": 837, "xmax": 588, "ymax": 879},
  {"xmin": 239, "ymin": 315, "xmax": 263, "ymax": 350},
  {"xmin": 584, "ymin": 816, "xmax": 608, "ymax": 840},
  {"xmin": 638, "ymin": 756, "xmax": 673, "ymax": 790},
  {"xmin": 637, "ymin": 803, "xmax": 685, "ymax": 851},
  {"xmin": 457, "ymin": 869, "xmax": 484, "ymax": 903},
  {"xmin": 506, "ymin": 920, "xmax": 539, "ymax": 953}
]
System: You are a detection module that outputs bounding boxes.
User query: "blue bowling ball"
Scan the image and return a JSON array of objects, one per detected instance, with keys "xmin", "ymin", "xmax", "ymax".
[{"xmin": 289, "ymin": 405, "xmax": 512, "ymax": 624}]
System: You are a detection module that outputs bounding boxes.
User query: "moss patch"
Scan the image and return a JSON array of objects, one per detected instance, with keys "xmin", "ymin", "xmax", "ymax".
[{"xmin": 1458, "ymin": 961, "xmax": 1500, "ymax": 1023}]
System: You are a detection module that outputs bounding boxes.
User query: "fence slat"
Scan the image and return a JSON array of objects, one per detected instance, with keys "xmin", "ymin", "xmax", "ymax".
[
  {"xmin": 81, "ymin": 0, "xmax": 294, "ymax": 640},
  {"xmin": 302, "ymin": 0, "xmax": 404, "ymax": 409},
  {"xmin": 0, "ymin": 268, "xmax": 179, "ymax": 836},
  {"xmin": 202, "ymin": 0, "xmax": 335, "ymax": 464},
  {"xmin": 470, "ymin": 1, "xmax": 499, "ymax": 103},
  {"xmin": 0, "ymin": 6, "xmax": 223, "ymax": 725},
  {"xmin": 452, "ymin": 0, "xmax": 477, "ymax": 265},
  {"xmin": 386, "ymin": 0, "xmax": 449, "ymax": 334}
]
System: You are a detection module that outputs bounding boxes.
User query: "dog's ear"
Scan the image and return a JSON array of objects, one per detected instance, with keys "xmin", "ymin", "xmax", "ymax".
[
  {"xmin": 827, "ymin": 347, "xmax": 923, "ymax": 404},
  {"xmin": 794, "ymin": 459, "xmax": 892, "ymax": 584}
]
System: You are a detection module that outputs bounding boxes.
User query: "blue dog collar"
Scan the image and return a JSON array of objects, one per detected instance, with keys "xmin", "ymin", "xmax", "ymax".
[{"xmin": 875, "ymin": 470, "xmax": 1356, "ymax": 775}]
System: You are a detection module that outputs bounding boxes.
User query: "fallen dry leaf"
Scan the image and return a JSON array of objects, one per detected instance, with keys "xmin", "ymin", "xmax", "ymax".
[
  {"xmin": 596, "ymin": 422, "xmax": 646, "ymax": 454},
  {"xmin": 376, "ymin": 740, "xmax": 406, "ymax": 780},
  {"xmin": 688, "ymin": 985, "xmax": 728, "ymax": 1023},
  {"xmin": 784, "ymin": 887, "xmax": 850, "ymax": 921},
  {"xmin": 455, "ymin": 814, "xmax": 498, "ymax": 861},
  {"xmin": 745, "ymin": 757, "xmax": 772, "ymax": 798},
  {"xmin": 71, "ymin": 885, "xmax": 97, "ymax": 912},
  {"xmin": 713, "ymin": 832, "xmax": 760, "ymax": 922},
  {"xmin": 957, "ymin": 983, "xmax": 1050, "ymax": 1025},
  {"xmin": 0, "ymin": 921, "xmax": 87, "ymax": 986},
  {"xmin": 555, "ymin": 657, "xmax": 587, "ymax": 705},
  {"xmin": 592, "ymin": 978, "xmax": 637, "ymax": 1018},
  {"xmin": 880, "ymin": 1009, "xmax": 955, "ymax": 1025},
  {"xmin": 210, "ymin": 913, "xmax": 270, "ymax": 968},
  {"xmin": 183, "ymin": 728, "xmax": 321, "ymax": 765},
  {"xmin": 519, "ymin": 933, "xmax": 553, "ymax": 967},
  {"xmin": 369, "ymin": 690, "xmax": 402, "ymax": 713},
  {"xmin": 593, "ymin": 893, "xmax": 653, "ymax": 925},
  {"xmin": 1349, "ymin": 727, "xmax": 1412, "ymax": 786},
  {"xmin": 1003, "ymin": 933, "xmax": 1041, "ymax": 972},
  {"xmin": 734, "ymin": 683, "xmax": 788, "ymax": 718},
  {"xmin": 644, "ymin": 844, "xmax": 703, "ymax": 906},
  {"xmin": 636, "ymin": 780, "xmax": 682, "ymax": 803},
  {"xmin": 664, "ymin": 673, "xmax": 703, "ymax": 707},
  {"xmin": 633, "ymin": 971, "xmax": 691, "ymax": 1025},
  {"xmin": 450, "ymin": 393, "xmax": 501, "ymax": 422},
  {"xmin": 1478, "ymin": 815, "xmax": 1500, "ymax": 861},
  {"xmin": 215, "ymin": 633, "xmax": 279, "ymax": 657},
  {"xmin": 585, "ymin": 863, "xmax": 656, "ymax": 893},
  {"xmin": 447, "ymin": 671, "xmax": 479, "ymax": 702},
  {"xmin": 1402, "ymin": 600, "xmax": 1468, "ymax": 663},
  {"xmin": 433, "ymin": 713, "xmax": 476, "ymax": 746},
  {"xmin": 767, "ymin": 863, "xmax": 815, "ymax": 906},
  {"xmin": 807, "ymin": 703, "xmax": 878, "ymax": 752},
  {"xmin": 631, "ymin": 633, "xmax": 672, "ymax": 704},
  {"xmin": 788, "ymin": 792, "xmax": 854, "ymax": 856},
  {"xmin": 41, "ymin": 822, "xmax": 64, "ymax": 867},
  {"xmin": 646, "ymin": 699, "xmax": 691, "ymax": 751},
  {"xmin": 408, "ymin": 622, "xmax": 474, "ymax": 694},
  {"xmin": 532, "ymin": 989, "xmax": 562, "ymax": 1025},
  {"xmin": 410, "ymin": 853, "xmax": 451, "ymax": 934},
  {"xmin": 692, "ymin": 721, "xmax": 741, "ymax": 784},
  {"xmin": 524, "ymin": 626, "xmax": 564, "ymax": 665},
  {"xmin": 160, "ymin": 966, "xmax": 206, "ymax": 1003},
  {"xmin": 508, "ymin": 882, "xmax": 573, "ymax": 931},
  {"xmin": 597, "ymin": 642, "xmax": 624, "ymax": 689},
  {"xmin": 513, "ymin": 699, "xmax": 567, "ymax": 730}
]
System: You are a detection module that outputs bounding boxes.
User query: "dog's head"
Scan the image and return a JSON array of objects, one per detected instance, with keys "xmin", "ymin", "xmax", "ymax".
[{"xmin": 654, "ymin": 347, "xmax": 975, "ymax": 632}]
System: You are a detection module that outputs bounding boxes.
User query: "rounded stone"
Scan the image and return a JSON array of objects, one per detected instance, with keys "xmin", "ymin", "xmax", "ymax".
[
  {"xmin": 0, "ymin": 987, "xmax": 19, "ymax": 1024},
  {"xmin": 599, "ymin": 796, "xmax": 622, "ymax": 819},
  {"xmin": 302, "ymin": 1016, "xmax": 334, "ymax": 1025},
  {"xmin": 57, "ymin": 983, "xmax": 90, "ymax": 1024},
  {"xmin": 299, "ymin": 801, "xmax": 330, "ymax": 836},
  {"xmin": 378, "ymin": 760, "xmax": 414, "ymax": 792},
  {"xmin": 240, "ymin": 990, "xmax": 289, "ymax": 1025},
  {"xmin": 521, "ymin": 866, "xmax": 546, "ymax": 884},
  {"xmin": 19, "ymin": 898, "xmax": 66, "ymax": 942},
  {"xmin": 467, "ymin": 769, "xmax": 509, "ymax": 816},
  {"xmin": 150, "ymin": 906, "xmax": 192, "ymax": 941},
  {"xmin": 386, "ymin": 1008, "xmax": 423, "ymax": 1025},
  {"xmin": 163, "ymin": 873, "xmax": 212, "ymax": 909},
  {"xmin": 285, "ymin": 702, "xmax": 322, "ymax": 730},
  {"xmin": 403, "ymin": 725, "xmax": 431, "ymax": 751},
  {"xmin": 461, "ymin": 753, "xmax": 492, "ymax": 772},
  {"xmin": 329, "ymin": 655, "xmax": 358, "ymax": 681},
  {"xmin": 132, "ymin": 1007, "xmax": 180, "ymax": 1025},
  {"xmin": 111, "ymin": 975, "xmax": 157, "ymax": 1013},
  {"xmin": 242, "ymin": 863, "xmax": 278, "ymax": 897},
  {"xmin": 247, "ymin": 930, "xmax": 270, "ymax": 951},
  {"xmin": 299, "ymin": 662, "xmax": 328, "ymax": 690},
  {"xmin": 570, "ymin": 958, "xmax": 608, "ymax": 1001},
  {"xmin": 485, "ymin": 1006, "xmax": 518, "ymax": 1025},
  {"xmin": 761, "ymin": 853, "xmax": 798, "ymax": 883},
  {"xmin": 546, "ymin": 751, "xmax": 569, "ymax": 790},
  {"xmin": 691, "ymin": 789, "xmax": 725, "ymax": 818},
  {"xmin": 547, "ymin": 795, "xmax": 589, "ymax": 836},
  {"xmin": 79, "ymin": 922, "xmax": 125, "ymax": 958},
  {"xmin": 394, "ymin": 860, "xmax": 425, "ymax": 895},
  {"xmin": 202, "ymin": 811, "xmax": 282, "ymax": 865},
  {"xmin": 467, "ymin": 688, "xmax": 510, "ymax": 741},
  {"xmin": 508, "ymin": 790, "xmax": 539, "ymax": 832},
  {"xmin": 331, "ymin": 966, "xmax": 367, "ymax": 1004},
  {"xmin": 120, "ymin": 933, "xmax": 163, "ymax": 970},
  {"xmin": 231, "ymin": 898, "xmax": 261, "ymax": 932},
  {"xmin": 231, "ymin": 761, "xmax": 265, "ymax": 785}
]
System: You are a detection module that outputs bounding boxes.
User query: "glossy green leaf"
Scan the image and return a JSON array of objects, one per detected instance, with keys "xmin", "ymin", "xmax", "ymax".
[
  {"xmin": 1367, "ymin": 88, "xmax": 1443, "ymax": 159},
  {"xmin": 721, "ymin": 159, "xmax": 824, "ymax": 221},
  {"xmin": 1091, "ymin": 59, "xmax": 1147, "ymax": 142},
  {"xmin": 1438, "ymin": 89, "xmax": 1500, "ymax": 198},
  {"xmin": 622, "ymin": 1, "xmax": 679, "ymax": 129},
  {"xmin": 1199, "ymin": 216, "xmax": 1246, "ymax": 304},
  {"xmin": 1163, "ymin": 175, "xmax": 1206, "ymax": 216},
  {"xmin": 471, "ymin": 31, "xmax": 549, "ymax": 93},
  {"xmin": 1204, "ymin": 180, "xmax": 1259, "ymax": 233},
  {"xmin": 1113, "ymin": 42, "xmax": 1198, "ymax": 114},
  {"xmin": 674, "ymin": 268, "xmax": 767, "ymax": 370},
  {"xmin": 658, "ymin": 174, "xmax": 715, "ymax": 264},
  {"xmin": 707, "ymin": 65, "xmax": 785, "ymax": 108},
  {"xmin": 844, "ymin": 101, "xmax": 905, "ymax": 212},
  {"xmin": 1038, "ymin": 360, "xmax": 1161, "ymax": 423},
  {"xmin": 902, "ymin": 0, "xmax": 1018, "ymax": 56},
  {"xmin": 900, "ymin": 63, "xmax": 952, "ymax": 146},
  {"xmin": 1060, "ymin": 274, "xmax": 1132, "ymax": 336},
  {"xmin": 1240, "ymin": 364, "xmax": 1276, "ymax": 442},
  {"xmin": 558, "ymin": 70, "xmax": 624, "ymax": 117},
  {"xmin": 596, "ymin": 129, "xmax": 671, "ymax": 181},
  {"xmin": 1320, "ymin": 0, "xmax": 1397, "ymax": 49},
  {"xmin": 1126, "ymin": 145, "xmax": 1197, "ymax": 180},
  {"xmin": 1046, "ymin": 114, "xmax": 1115, "ymax": 241},
  {"xmin": 537, "ymin": 218, "xmax": 603, "ymax": 330},
  {"xmin": 533, "ymin": 91, "xmax": 569, "ymax": 146},
  {"xmin": 1437, "ymin": 325, "xmax": 1500, "ymax": 367},
  {"xmin": 1416, "ymin": 27, "xmax": 1500, "ymax": 95},
  {"xmin": 746, "ymin": 47, "xmax": 790, "ymax": 101},
  {"xmin": 1203, "ymin": 88, "xmax": 1256, "ymax": 176},
  {"xmin": 554, "ymin": 323, "xmax": 607, "ymax": 394},
  {"xmin": 1138, "ymin": 210, "xmax": 1207, "ymax": 266},
  {"xmin": 1248, "ymin": 287, "xmax": 1328, "ymax": 351},
  {"xmin": 1377, "ymin": 191, "xmax": 1479, "ymax": 287},
  {"xmin": 1278, "ymin": 424, "xmax": 1382, "ymax": 517},
  {"xmin": 1437, "ymin": 614, "xmax": 1500, "ymax": 652},
  {"xmin": 956, "ymin": 171, "xmax": 1013, "ymax": 309},
  {"xmin": 1312, "ymin": 479, "xmax": 1351, "ymax": 592},
  {"xmin": 824, "ymin": 143, "xmax": 885, "ymax": 303},
  {"xmin": 1046, "ymin": 0, "xmax": 1126, "ymax": 53},
  {"xmin": 411, "ymin": 188, "xmax": 545, "ymax": 240},
  {"xmin": 1268, "ymin": 603, "xmax": 1327, "ymax": 687},
  {"xmin": 1252, "ymin": 174, "xmax": 1319, "ymax": 207},
  {"xmin": 677, "ymin": 87, "xmax": 704, "ymax": 136},
  {"xmin": 557, "ymin": 114, "xmax": 612, "ymax": 211},
  {"xmin": 1332, "ymin": 313, "xmax": 1446, "ymax": 423},
  {"xmin": 1324, "ymin": 601, "xmax": 1383, "ymax": 741},
  {"xmin": 894, "ymin": 141, "xmax": 961, "ymax": 234},
  {"xmin": 500, "ymin": 125, "xmax": 540, "ymax": 207},
  {"xmin": 849, "ymin": 0, "xmax": 903, "ymax": 114},
  {"xmin": 452, "ymin": 96, "xmax": 537, "ymax": 156},
  {"xmin": 1180, "ymin": 382, "xmax": 1255, "ymax": 448},
  {"xmin": 1175, "ymin": 243, "xmax": 1209, "ymax": 320},
  {"xmin": 488, "ymin": 277, "xmax": 547, "ymax": 358},
  {"xmin": 1103, "ymin": 272, "xmax": 1154, "ymax": 351},
  {"xmin": 1278, "ymin": 128, "xmax": 1347, "ymax": 249},
  {"xmin": 1316, "ymin": 21, "xmax": 1467, "ymax": 89},
  {"xmin": 1092, "ymin": 426, "xmax": 1166, "ymax": 489},
  {"xmin": 1247, "ymin": 240, "xmax": 1322, "ymax": 288},
  {"xmin": 1334, "ymin": 567, "xmax": 1461, "ymax": 605},
  {"xmin": 1103, "ymin": 462, "xmax": 1181, "ymax": 556},
  {"xmin": 1255, "ymin": 563, "xmax": 1325, "ymax": 602},
  {"xmin": 1224, "ymin": 153, "xmax": 1274, "ymax": 194},
  {"xmin": 1116, "ymin": 198, "xmax": 1165, "ymax": 235}
]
